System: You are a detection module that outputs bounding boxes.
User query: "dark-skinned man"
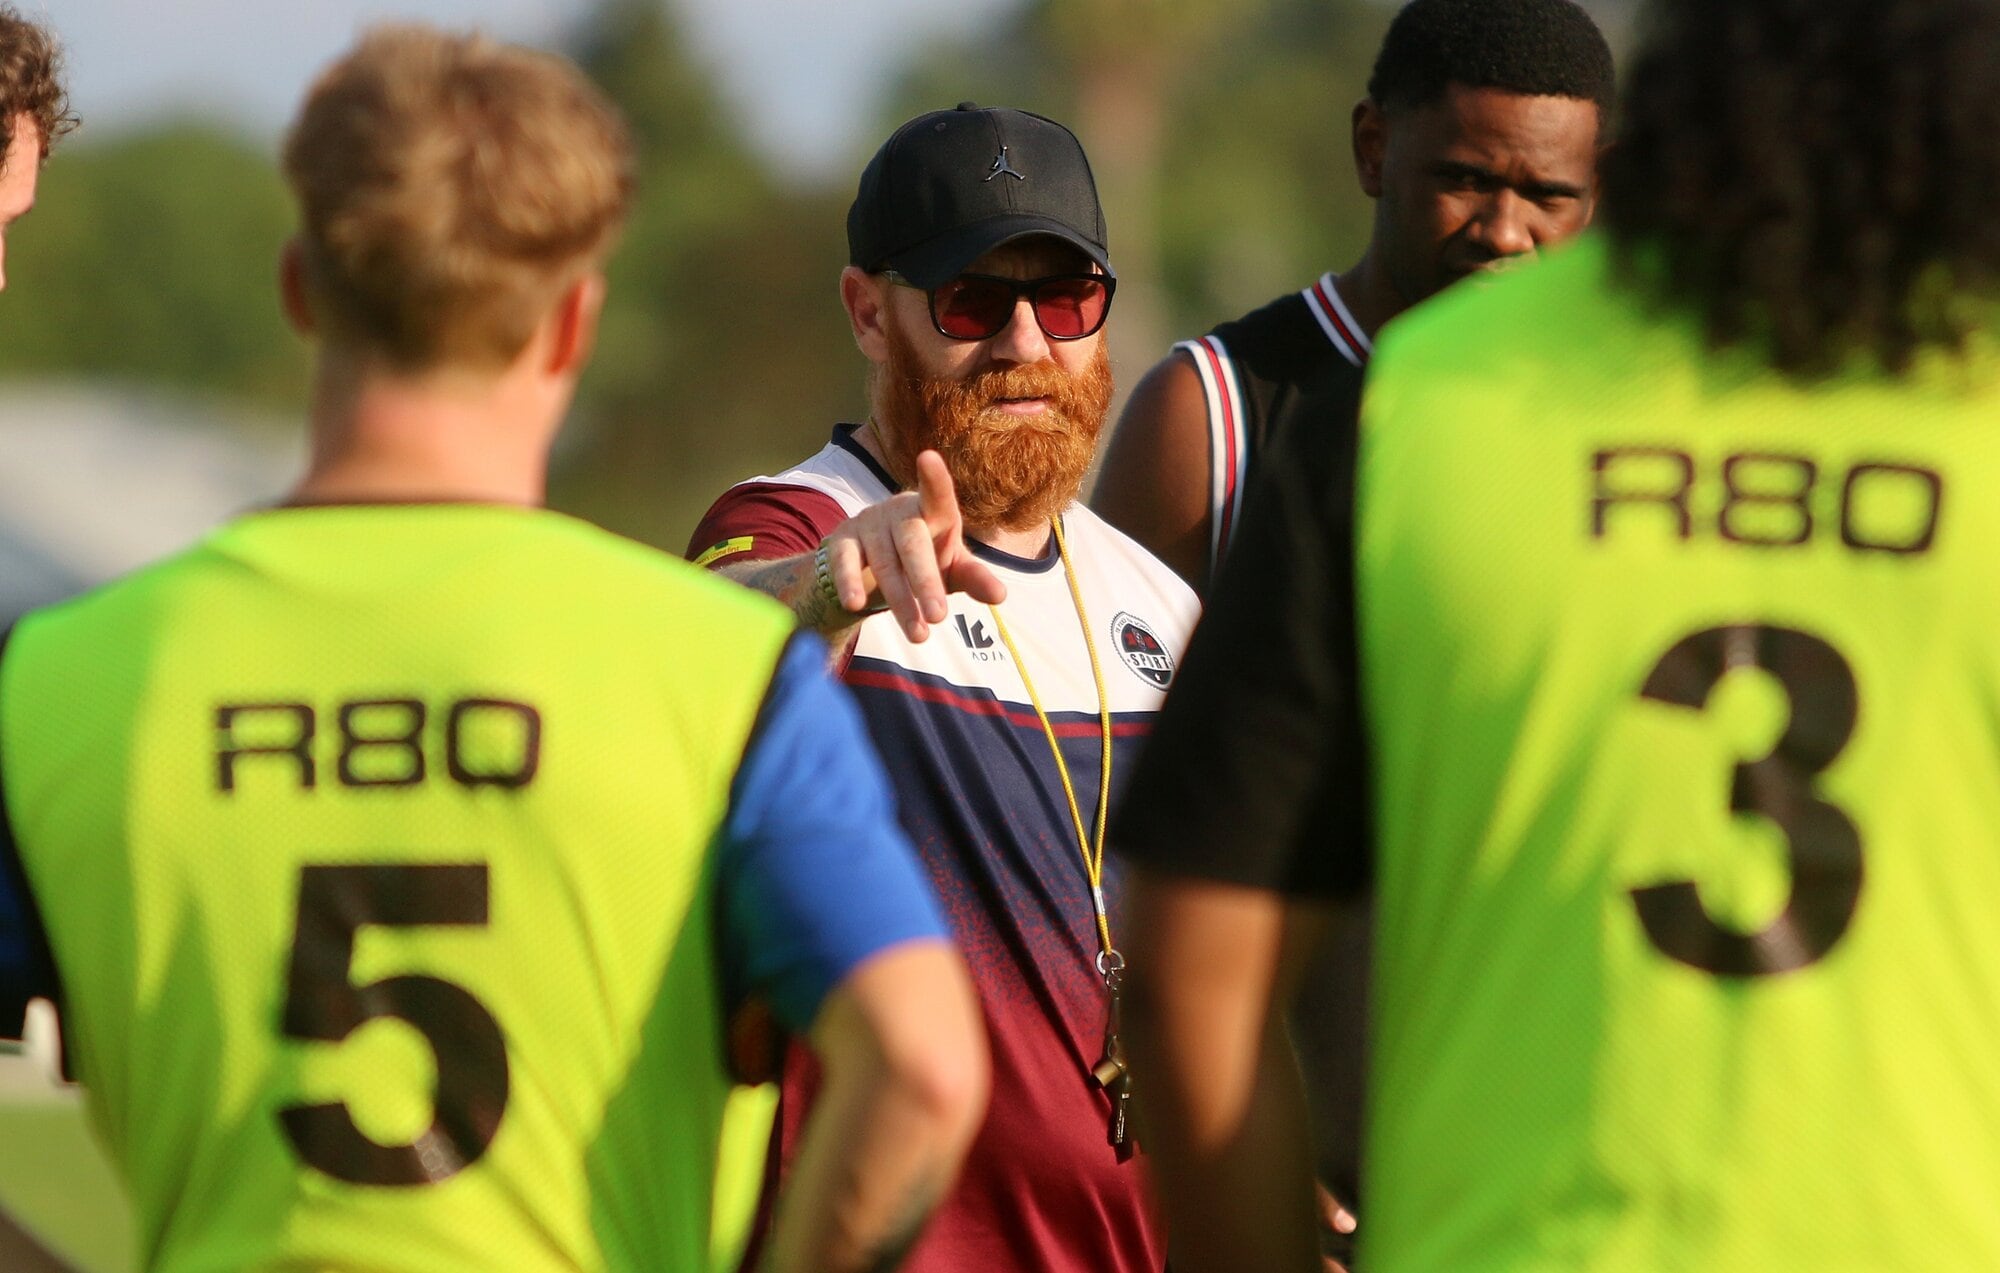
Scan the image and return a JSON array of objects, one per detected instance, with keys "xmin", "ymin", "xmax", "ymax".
[{"xmin": 1096, "ymin": 6, "xmax": 1615, "ymax": 1265}]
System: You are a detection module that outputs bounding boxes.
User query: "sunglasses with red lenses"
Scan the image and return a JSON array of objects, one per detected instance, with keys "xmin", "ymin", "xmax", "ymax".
[{"xmin": 888, "ymin": 271, "xmax": 1116, "ymax": 342}]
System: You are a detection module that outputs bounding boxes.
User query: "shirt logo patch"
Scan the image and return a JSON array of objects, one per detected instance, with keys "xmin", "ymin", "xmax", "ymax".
[
  {"xmin": 954, "ymin": 614, "xmax": 1006, "ymax": 663},
  {"xmin": 954, "ymin": 615, "xmax": 996, "ymax": 650},
  {"xmin": 1110, "ymin": 612, "xmax": 1174, "ymax": 689}
]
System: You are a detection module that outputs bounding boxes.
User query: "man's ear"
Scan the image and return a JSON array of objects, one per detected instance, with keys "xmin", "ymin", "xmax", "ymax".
[
  {"xmin": 546, "ymin": 272, "xmax": 606, "ymax": 377},
  {"xmin": 1352, "ymin": 98, "xmax": 1388, "ymax": 200},
  {"xmin": 841, "ymin": 265, "xmax": 893, "ymax": 364},
  {"xmin": 279, "ymin": 238, "xmax": 316, "ymax": 337}
]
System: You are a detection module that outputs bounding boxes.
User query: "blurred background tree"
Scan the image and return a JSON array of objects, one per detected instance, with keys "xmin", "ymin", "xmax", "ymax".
[
  {"xmin": 0, "ymin": 124, "xmax": 303, "ymax": 407},
  {"xmin": 556, "ymin": 0, "xmax": 862, "ymax": 546},
  {"xmin": 0, "ymin": 0, "xmax": 1637, "ymax": 556}
]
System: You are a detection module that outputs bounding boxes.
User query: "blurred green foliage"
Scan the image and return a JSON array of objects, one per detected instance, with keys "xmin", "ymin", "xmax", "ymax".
[
  {"xmin": 554, "ymin": 0, "xmax": 865, "ymax": 549},
  {"xmin": 0, "ymin": 0, "xmax": 1629, "ymax": 551},
  {"xmin": 0, "ymin": 125, "xmax": 305, "ymax": 406}
]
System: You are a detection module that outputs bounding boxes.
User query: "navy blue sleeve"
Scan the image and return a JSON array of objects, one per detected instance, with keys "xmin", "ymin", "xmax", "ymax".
[
  {"xmin": 0, "ymin": 831, "xmax": 50, "ymax": 1041},
  {"xmin": 716, "ymin": 632, "xmax": 950, "ymax": 1033},
  {"xmin": 0, "ymin": 625, "xmax": 60, "ymax": 1041}
]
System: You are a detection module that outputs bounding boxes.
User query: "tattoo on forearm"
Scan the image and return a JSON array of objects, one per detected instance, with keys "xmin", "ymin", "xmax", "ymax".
[{"xmin": 720, "ymin": 555, "xmax": 854, "ymax": 637}]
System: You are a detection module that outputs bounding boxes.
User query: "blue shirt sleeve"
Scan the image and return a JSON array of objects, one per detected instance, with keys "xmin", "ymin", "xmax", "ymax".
[
  {"xmin": 716, "ymin": 632, "xmax": 949, "ymax": 1033},
  {"xmin": 0, "ymin": 831, "xmax": 50, "ymax": 1041}
]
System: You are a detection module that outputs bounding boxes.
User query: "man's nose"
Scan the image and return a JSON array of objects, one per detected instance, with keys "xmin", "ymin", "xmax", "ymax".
[
  {"xmin": 985, "ymin": 295, "xmax": 1051, "ymax": 364},
  {"xmin": 1467, "ymin": 189, "xmax": 1537, "ymax": 260}
]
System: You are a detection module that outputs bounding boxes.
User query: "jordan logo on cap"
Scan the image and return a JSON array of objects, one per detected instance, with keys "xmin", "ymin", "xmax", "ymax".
[{"xmin": 984, "ymin": 145, "xmax": 1026, "ymax": 182}]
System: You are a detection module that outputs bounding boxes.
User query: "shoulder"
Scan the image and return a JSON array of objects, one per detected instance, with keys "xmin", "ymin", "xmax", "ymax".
[
  {"xmin": 1062, "ymin": 504, "xmax": 1201, "ymax": 627},
  {"xmin": 3, "ymin": 532, "xmax": 223, "ymax": 665},
  {"xmin": 1114, "ymin": 278, "xmax": 1342, "ymax": 439},
  {"xmin": 756, "ymin": 435, "xmax": 893, "ymax": 517},
  {"xmin": 688, "ymin": 482, "xmax": 851, "ymax": 567},
  {"xmin": 526, "ymin": 519, "xmax": 801, "ymax": 647},
  {"xmin": 1371, "ymin": 238, "xmax": 1620, "ymax": 392},
  {"xmin": 1097, "ymin": 348, "xmax": 1210, "ymax": 480},
  {"xmin": 688, "ymin": 431, "xmax": 895, "ymax": 565},
  {"xmin": 1122, "ymin": 345, "xmax": 1209, "ymax": 423},
  {"xmin": 388, "ymin": 509, "xmax": 805, "ymax": 640},
  {"xmin": 1210, "ymin": 283, "xmax": 1343, "ymax": 383},
  {"xmin": 1278, "ymin": 361, "xmax": 1366, "ymax": 464}
]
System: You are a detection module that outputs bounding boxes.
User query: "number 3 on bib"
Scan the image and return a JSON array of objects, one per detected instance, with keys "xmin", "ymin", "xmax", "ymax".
[{"xmin": 1630, "ymin": 624, "xmax": 1863, "ymax": 978}]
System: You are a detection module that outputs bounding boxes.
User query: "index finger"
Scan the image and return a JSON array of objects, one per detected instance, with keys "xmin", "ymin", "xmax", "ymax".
[{"xmin": 915, "ymin": 451, "xmax": 960, "ymax": 537}]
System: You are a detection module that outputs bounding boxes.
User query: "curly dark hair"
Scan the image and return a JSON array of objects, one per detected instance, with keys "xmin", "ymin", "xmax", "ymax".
[
  {"xmin": 0, "ymin": 5, "xmax": 76, "ymax": 170},
  {"xmin": 1601, "ymin": 0, "xmax": 2000, "ymax": 377},
  {"xmin": 1367, "ymin": 0, "xmax": 1616, "ymax": 114}
]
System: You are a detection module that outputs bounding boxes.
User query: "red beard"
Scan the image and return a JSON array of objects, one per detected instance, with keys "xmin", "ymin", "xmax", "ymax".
[{"xmin": 874, "ymin": 318, "xmax": 1114, "ymax": 532}]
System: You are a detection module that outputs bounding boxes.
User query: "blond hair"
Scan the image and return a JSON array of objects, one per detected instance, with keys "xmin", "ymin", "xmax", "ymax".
[{"xmin": 282, "ymin": 25, "xmax": 634, "ymax": 371}]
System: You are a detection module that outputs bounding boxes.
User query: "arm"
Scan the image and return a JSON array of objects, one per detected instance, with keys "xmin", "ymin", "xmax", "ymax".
[
  {"xmin": 1090, "ymin": 351, "xmax": 1214, "ymax": 591},
  {"xmin": 1130, "ymin": 894, "xmax": 1363, "ymax": 1273},
  {"xmin": 1109, "ymin": 373, "xmax": 1371, "ymax": 1267},
  {"xmin": 1122, "ymin": 872, "xmax": 1329, "ymax": 1273},
  {"xmin": 714, "ymin": 452, "xmax": 1005, "ymax": 648},
  {"xmin": 764, "ymin": 943, "xmax": 986, "ymax": 1273},
  {"xmin": 714, "ymin": 555, "xmax": 862, "ymax": 653},
  {"xmin": 716, "ymin": 636, "xmax": 988, "ymax": 1271}
]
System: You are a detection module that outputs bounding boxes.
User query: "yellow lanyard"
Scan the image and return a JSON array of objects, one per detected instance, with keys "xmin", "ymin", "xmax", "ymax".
[{"xmin": 988, "ymin": 517, "xmax": 1119, "ymax": 976}]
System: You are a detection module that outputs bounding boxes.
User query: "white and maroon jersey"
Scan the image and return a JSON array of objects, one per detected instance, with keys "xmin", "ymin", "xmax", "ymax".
[
  {"xmin": 688, "ymin": 424, "xmax": 1198, "ymax": 1273},
  {"xmin": 1174, "ymin": 273, "xmax": 1371, "ymax": 578}
]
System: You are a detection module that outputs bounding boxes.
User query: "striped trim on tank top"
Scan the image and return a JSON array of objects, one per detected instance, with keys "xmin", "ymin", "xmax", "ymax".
[{"xmin": 1174, "ymin": 274, "xmax": 1371, "ymax": 578}]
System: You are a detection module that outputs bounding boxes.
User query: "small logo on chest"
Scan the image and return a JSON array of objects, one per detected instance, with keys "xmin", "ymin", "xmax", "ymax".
[
  {"xmin": 954, "ymin": 614, "xmax": 1007, "ymax": 662},
  {"xmin": 1110, "ymin": 612, "xmax": 1175, "ymax": 689}
]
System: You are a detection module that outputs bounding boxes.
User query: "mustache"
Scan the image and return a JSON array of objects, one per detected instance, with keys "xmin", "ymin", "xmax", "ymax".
[
  {"xmin": 905, "ymin": 361, "xmax": 1075, "ymax": 414},
  {"xmin": 876, "ymin": 319, "xmax": 1113, "ymax": 532}
]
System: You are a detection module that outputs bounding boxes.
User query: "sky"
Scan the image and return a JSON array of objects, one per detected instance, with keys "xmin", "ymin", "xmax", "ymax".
[{"xmin": 45, "ymin": 0, "xmax": 1019, "ymax": 179}]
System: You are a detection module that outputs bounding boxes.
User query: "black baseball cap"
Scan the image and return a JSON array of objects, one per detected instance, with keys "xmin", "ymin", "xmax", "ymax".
[{"xmin": 847, "ymin": 103, "xmax": 1112, "ymax": 289}]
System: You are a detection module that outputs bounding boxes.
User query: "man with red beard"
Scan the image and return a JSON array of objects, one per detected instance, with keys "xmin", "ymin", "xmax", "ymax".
[{"xmin": 689, "ymin": 104, "xmax": 1198, "ymax": 1272}]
